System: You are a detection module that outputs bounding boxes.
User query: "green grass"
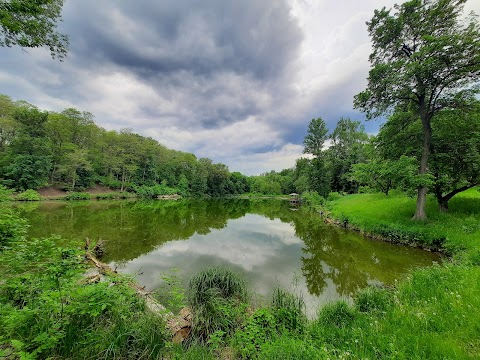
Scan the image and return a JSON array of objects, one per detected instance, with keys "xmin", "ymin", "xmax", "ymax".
[
  {"xmin": 308, "ymin": 263, "xmax": 480, "ymax": 359},
  {"xmin": 326, "ymin": 188, "xmax": 480, "ymax": 258}
]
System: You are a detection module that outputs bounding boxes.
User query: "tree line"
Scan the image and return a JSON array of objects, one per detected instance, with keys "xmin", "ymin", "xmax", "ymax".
[{"xmin": 0, "ymin": 95, "xmax": 250, "ymax": 197}]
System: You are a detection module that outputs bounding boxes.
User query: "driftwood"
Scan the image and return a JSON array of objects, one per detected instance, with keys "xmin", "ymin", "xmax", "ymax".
[{"xmin": 84, "ymin": 238, "xmax": 192, "ymax": 342}]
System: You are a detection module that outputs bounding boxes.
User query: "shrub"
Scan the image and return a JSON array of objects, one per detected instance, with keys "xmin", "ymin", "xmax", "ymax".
[
  {"xmin": 64, "ymin": 192, "xmax": 91, "ymax": 200},
  {"xmin": 16, "ymin": 189, "xmax": 41, "ymax": 201},
  {"xmin": 301, "ymin": 191, "xmax": 325, "ymax": 207},
  {"xmin": 327, "ymin": 192, "xmax": 342, "ymax": 202},
  {"xmin": 0, "ymin": 211, "xmax": 28, "ymax": 248},
  {"xmin": 94, "ymin": 176, "xmax": 123, "ymax": 190},
  {"xmin": 132, "ymin": 184, "xmax": 178, "ymax": 199},
  {"xmin": 358, "ymin": 185, "xmax": 372, "ymax": 194},
  {"xmin": 188, "ymin": 267, "xmax": 248, "ymax": 341},
  {"xmin": 0, "ymin": 236, "xmax": 168, "ymax": 359},
  {"xmin": 0, "ymin": 185, "xmax": 14, "ymax": 202},
  {"xmin": 232, "ymin": 308, "xmax": 277, "ymax": 359}
]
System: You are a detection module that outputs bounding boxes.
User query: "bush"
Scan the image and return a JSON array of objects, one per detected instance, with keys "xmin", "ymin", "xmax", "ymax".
[
  {"xmin": 0, "ymin": 236, "xmax": 168, "ymax": 359},
  {"xmin": 301, "ymin": 191, "xmax": 325, "ymax": 207},
  {"xmin": 94, "ymin": 176, "xmax": 123, "ymax": 189},
  {"xmin": 64, "ymin": 192, "xmax": 91, "ymax": 200},
  {"xmin": 231, "ymin": 308, "xmax": 277, "ymax": 359},
  {"xmin": 94, "ymin": 192, "xmax": 117, "ymax": 200},
  {"xmin": 327, "ymin": 192, "xmax": 342, "ymax": 202},
  {"xmin": 358, "ymin": 185, "xmax": 372, "ymax": 194},
  {"xmin": 15, "ymin": 189, "xmax": 41, "ymax": 201},
  {"xmin": 0, "ymin": 211, "xmax": 28, "ymax": 248},
  {"xmin": 188, "ymin": 267, "xmax": 248, "ymax": 341},
  {"xmin": 0, "ymin": 185, "xmax": 14, "ymax": 202}
]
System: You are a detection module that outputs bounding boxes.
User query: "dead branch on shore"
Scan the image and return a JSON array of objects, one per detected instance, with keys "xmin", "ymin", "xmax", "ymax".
[{"xmin": 84, "ymin": 238, "xmax": 192, "ymax": 343}]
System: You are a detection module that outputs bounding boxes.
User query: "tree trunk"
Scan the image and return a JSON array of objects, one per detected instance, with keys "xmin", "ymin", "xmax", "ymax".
[
  {"xmin": 412, "ymin": 109, "xmax": 431, "ymax": 220},
  {"xmin": 436, "ymin": 184, "xmax": 477, "ymax": 212},
  {"xmin": 438, "ymin": 199, "xmax": 448, "ymax": 212}
]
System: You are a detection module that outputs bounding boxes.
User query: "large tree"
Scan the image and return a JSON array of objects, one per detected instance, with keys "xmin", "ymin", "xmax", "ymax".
[
  {"xmin": 303, "ymin": 117, "xmax": 328, "ymax": 157},
  {"xmin": 303, "ymin": 117, "xmax": 331, "ymax": 196},
  {"xmin": 354, "ymin": 0, "xmax": 480, "ymax": 219},
  {"xmin": 377, "ymin": 104, "xmax": 480, "ymax": 211},
  {"xmin": 326, "ymin": 118, "xmax": 369, "ymax": 193},
  {"xmin": 0, "ymin": 0, "xmax": 68, "ymax": 59}
]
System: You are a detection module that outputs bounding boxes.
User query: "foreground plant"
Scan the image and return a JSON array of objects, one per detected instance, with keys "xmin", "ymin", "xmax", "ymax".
[{"xmin": 188, "ymin": 267, "xmax": 248, "ymax": 342}]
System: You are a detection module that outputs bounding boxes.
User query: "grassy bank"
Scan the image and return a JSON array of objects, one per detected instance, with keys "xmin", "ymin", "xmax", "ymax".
[{"xmin": 326, "ymin": 188, "xmax": 480, "ymax": 262}]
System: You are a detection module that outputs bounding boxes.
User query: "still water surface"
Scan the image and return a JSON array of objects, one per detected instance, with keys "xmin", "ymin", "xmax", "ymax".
[{"xmin": 15, "ymin": 199, "xmax": 440, "ymax": 316}]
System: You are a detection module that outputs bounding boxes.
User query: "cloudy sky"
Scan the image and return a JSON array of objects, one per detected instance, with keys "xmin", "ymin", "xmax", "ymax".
[{"xmin": 1, "ymin": 0, "xmax": 479, "ymax": 175}]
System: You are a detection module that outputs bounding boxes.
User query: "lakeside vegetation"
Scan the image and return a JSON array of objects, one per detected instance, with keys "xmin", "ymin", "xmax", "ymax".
[{"xmin": 326, "ymin": 188, "xmax": 480, "ymax": 259}]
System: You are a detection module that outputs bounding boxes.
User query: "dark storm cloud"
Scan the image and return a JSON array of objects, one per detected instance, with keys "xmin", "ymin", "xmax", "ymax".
[
  {"xmin": 47, "ymin": 0, "xmax": 303, "ymax": 130},
  {"xmin": 63, "ymin": 1, "xmax": 300, "ymax": 80}
]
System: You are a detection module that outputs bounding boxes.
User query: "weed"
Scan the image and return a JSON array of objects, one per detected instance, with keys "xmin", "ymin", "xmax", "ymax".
[
  {"xmin": 0, "ymin": 210, "xmax": 28, "ymax": 248},
  {"xmin": 0, "ymin": 185, "xmax": 13, "ymax": 201},
  {"xmin": 155, "ymin": 268, "xmax": 187, "ymax": 313},
  {"xmin": 15, "ymin": 189, "xmax": 40, "ymax": 201}
]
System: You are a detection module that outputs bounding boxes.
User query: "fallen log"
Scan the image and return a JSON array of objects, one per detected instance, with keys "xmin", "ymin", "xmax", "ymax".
[{"xmin": 84, "ymin": 238, "xmax": 192, "ymax": 342}]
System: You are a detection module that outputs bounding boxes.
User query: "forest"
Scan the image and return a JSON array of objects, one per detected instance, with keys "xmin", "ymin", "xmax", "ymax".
[{"xmin": 0, "ymin": 95, "xmax": 250, "ymax": 197}]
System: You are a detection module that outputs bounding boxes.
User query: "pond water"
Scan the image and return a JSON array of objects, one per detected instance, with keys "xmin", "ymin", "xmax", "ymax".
[{"xmin": 13, "ymin": 199, "xmax": 440, "ymax": 316}]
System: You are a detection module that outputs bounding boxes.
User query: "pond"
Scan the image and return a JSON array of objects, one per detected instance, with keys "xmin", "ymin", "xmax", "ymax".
[{"xmin": 13, "ymin": 199, "xmax": 440, "ymax": 316}]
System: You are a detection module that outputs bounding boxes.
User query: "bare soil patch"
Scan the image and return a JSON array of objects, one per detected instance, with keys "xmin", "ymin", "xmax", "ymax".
[
  {"xmin": 37, "ymin": 187, "xmax": 67, "ymax": 197},
  {"xmin": 84, "ymin": 185, "xmax": 116, "ymax": 194}
]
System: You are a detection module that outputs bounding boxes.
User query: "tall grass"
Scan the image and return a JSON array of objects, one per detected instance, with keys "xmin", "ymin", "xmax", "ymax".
[
  {"xmin": 188, "ymin": 267, "xmax": 248, "ymax": 341},
  {"xmin": 271, "ymin": 287, "xmax": 306, "ymax": 332}
]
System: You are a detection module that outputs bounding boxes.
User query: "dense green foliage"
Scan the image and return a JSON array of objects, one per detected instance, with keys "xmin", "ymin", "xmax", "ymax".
[
  {"xmin": 15, "ymin": 189, "xmax": 41, "ymax": 201},
  {"xmin": 0, "ymin": 95, "xmax": 251, "ymax": 197},
  {"xmin": 0, "ymin": 0, "xmax": 68, "ymax": 59},
  {"xmin": 254, "ymin": 100, "xmax": 480, "ymax": 209},
  {"xmin": 252, "ymin": 117, "xmax": 371, "ymax": 197}
]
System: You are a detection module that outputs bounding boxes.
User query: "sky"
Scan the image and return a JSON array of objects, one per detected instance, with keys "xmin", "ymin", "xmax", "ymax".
[{"xmin": 1, "ymin": 0, "xmax": 479, "ymax": 175}]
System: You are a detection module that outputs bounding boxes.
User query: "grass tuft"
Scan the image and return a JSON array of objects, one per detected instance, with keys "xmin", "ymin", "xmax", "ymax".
[{"xmin": 188, "ymin": 267, "xmax": 248, "ymax": 341}]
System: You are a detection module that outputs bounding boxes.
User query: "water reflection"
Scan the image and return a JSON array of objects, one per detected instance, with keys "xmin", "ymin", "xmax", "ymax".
[{"xmin": 13, "ymin": 199, "xmax": 440, "ymax": 315}]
